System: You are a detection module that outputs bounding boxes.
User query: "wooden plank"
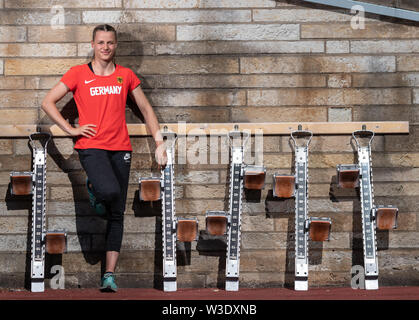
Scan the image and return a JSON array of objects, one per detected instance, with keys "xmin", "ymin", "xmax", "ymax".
[{"xmin": 0, "ymin": 122, "xmax": 409, "ymax": 137}]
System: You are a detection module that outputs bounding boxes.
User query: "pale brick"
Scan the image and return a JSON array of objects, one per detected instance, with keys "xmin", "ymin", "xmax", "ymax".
[
  {"xmin": 199, "ymin": 0, "xmax": 276, "ymax": 7},
  {"xmin": 0, "ymin": 77, "xmax": 25, "ymax": 89},
  {"xmin": 0, "ymin": 140, "xmax": 13, "ymax": 154},
  {"xmin": 247, "ymin": 88, "xmax": 410, "ymax": 106},
  {"xmin": 146, "ymin": 74, "xmax": 326, "ymax": 89},
  {"xmin": 0, "ymin": 235, "xmax": 27, "ymax": 252},
  {"xmin": 5, "ymin": 58, "xmax": 85, "ymax": 76},
  {"xmin": 326, "ymin": 41, "xmax": 349, "ymax": 54},
  {"xmin": 177, "ymin": 24, "xmax": 299, "ymax": 41},
  {"xmin": 351, "ymin": 40, "xmax": 419, "ymax": 53},
  {"xmin": 24, "ymin": 76, "xmax": 61, "ymax": 90},
  {"xmin": 302, "ymin": 22, "xmax": 419, "ymax": 39},
  {"xmin": 254, "ymin": 8, "xmax": 371, "ymax": 22},
  {"xmin": 398, "ymin": 55, "xmax": 419, "ymax": 72},
  {"xmin": 241, "ymin": 56, "xmax": 395, "ymax": 74},
  {"xmin": 147, "ymin": 90, "xmax": 245, "ymax": 107},
  {"xmin": 0, "ymin": 108, "xmax": 38, "ymax": 124},
  {"xmin": 176, "ymin": 170, "xmax": 219, "ymax": 184},
  {"xmin": 328, "ymin": 74, "xmax": 352, "ymax": 88},
  {"xmin": 156, "ymin": 40, "xmax": 323, "ymax": 55},
  {"xmin": 352, "ymin": 105, "xmax": 414, "ymax": 122},
  {"xmin": 5, "ymin": 0, "xmax": 122, "ymax": 8},
  {"xmin": 0, "ymin": 217, "xmax": 28, "ymax": 234},
  {"xmin": 119, "ymin": 56, "xmax": 239, "ymax": 75},
  {"xmin": 82, "ymin": 10, "xmax": 251, "ymax": 24},
  {"xmin": 328, "ymin": 107, "xmax": 352, "ymax": 122},
  {"xmin": 0, "ymin": 10, "xmax": 80, "ymax": 25},
  {"xmin": 184, "ymin": 185, "xmax": 225, "ymax": 199},
  {"xmin": 0, "ymin": 59, "xmax": 2, "ymax": 75},
  {"xmin": 231, "ymin": 106, "xmax": 327, "ymax": 122},
  {"xmin": 414, "ymin": 89, "xmax": 419, "ymax": 104},
  {"xmin": 0, "ymin": 26, "xmax": 26, "ymax": 42},
  {"xmin": 124, "ymin": 0, "xmax": 198, "ymax": 8},
  {"xmin": 0, "ymin": 44, "xmax": 76, "ymax": 57}
]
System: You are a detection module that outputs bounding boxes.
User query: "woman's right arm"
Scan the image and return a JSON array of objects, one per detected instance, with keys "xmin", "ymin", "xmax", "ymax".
[{"xmin": 41, "ymin": 82, "xmax": 96, "ymax": 138}]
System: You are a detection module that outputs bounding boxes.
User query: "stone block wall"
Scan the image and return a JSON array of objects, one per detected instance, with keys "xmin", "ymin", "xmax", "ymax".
[{"xmin": 0, "ymin": 0, "xmax": 418, "ymax": 289}]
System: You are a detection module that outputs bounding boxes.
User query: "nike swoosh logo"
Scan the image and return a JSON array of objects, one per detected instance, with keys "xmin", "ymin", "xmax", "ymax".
[{"xmin": 85, "ymin": 79, "xmax": 96, "ymax": 84}]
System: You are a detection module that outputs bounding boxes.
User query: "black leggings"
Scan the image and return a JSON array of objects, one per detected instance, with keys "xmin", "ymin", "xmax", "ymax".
[{"xmin": 77, "ymin": 148, "xmax": 131, "ymax": 252}]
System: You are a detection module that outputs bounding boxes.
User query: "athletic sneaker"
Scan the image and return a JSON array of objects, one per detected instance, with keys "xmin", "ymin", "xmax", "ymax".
[
  {"xmin": 86, "ymin": 179, "xmax": 107, "ymax": 216},
  {"xmin": 100, "ymin": 272, "xmax": 118, "ymax": 292}
]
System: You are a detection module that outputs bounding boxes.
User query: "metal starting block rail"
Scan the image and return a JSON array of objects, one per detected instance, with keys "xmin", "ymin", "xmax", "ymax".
[
  {"xmin": 337, "ymin": 128, "xmax": 399, "ymax": 290},
  {"xmin": 205, "ymin": 129, "xmax": 266, "ymax": 291},
  {"xmin": 138, "ymin": 129, "xmax": 198, "ymax": 292},
  {"xmin": 10, "ymin": 133, "xmax": 67, "ymax": 292},
  {"xmin": 273, "ymin": 128, "xmax": 331, "ymax": 291}
]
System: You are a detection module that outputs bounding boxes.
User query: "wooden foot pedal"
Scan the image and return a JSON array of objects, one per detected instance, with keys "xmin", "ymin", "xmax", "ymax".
[
  {"xmin": 139, "ymin": 177, "xmax": 162, "ymax": 201},
  {"xmin": 307, "ymin": 217, "xmax": 331, "ymax": 241},
  {"xmin": 205, "ymin": 211, "xmax": 228, "ymax": 236},
  {"xmin": 10, "ymin": 171, "xmax": 33, "ymax": 195},
  {"xmin": 374, "ymin": 206, "xmax": 398, "ymax": 230},
  {"xmin": 176, "ymin": 218, "xmax": 198, "ymax": 242},
  {"xmin": 337, "ymin": 164, "xmax": 360, "ymax": 189},
  {"xmin": 243, "ymin": 166, "xmax": 266, "ymax": 190},
  {"xmin": 273, "ymin": 174, "xmax": 295, "ymax": 198},
  {"xmin": 45, "ymin": 231, "xmax": 67, "ymax": 254}
]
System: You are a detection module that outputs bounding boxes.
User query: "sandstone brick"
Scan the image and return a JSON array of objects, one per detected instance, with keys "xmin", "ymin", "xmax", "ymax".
[
  {"xmin": 0, "ymin": 108, "xmax": 38, "ymax": 124},
  {"xmin": 0, "ymin": 10, "xmax": 80, "ymax": 25},
  {"xmin": 0, "ymin": 140, "xmax": 13, "ymax": 154},
  {"xmin": 145, "ymin": 74, "xmax": 326, "ymax": 89},
  {"xmin": 254, "ymin": 8, "xmax": 370, "ymax": 22},
  {"xmin": 119, "ymin": 56, "xmax": 239, "ymax": 75},
  {"xmin": 82, "ymin": 9, "xmax": 251, "ymax": 24},
  {"xmin": 398, "ymin": 55, "xmax": 419, "ymax": 72},
  {"xmin": 200, "ymin": 0, "xmax": 276, "ymax": 7},
  {"xmin": 5, "ymin": 0, "xmax": 122, "ymax": 8},
  {"xmin": 231, "ymin": 106, "xmax": 327, "ymax": 122},
  {"xmin": 0, "ymin": 43, "xmax": 76, "ymax": 57},
  {"xmin": 0, "ymin": 26, "xmax": 26, "ymax": 42},
  {"xmin": 0, "ymin": 235, "xmax": 27, "ymax": 252},
  {"xmin": 5, "ymin": 58, "xmax": 85, "ymax": 76},
  {"xmin": 241, "ymin": 56, "xmax": 395, "ymax": 74},
  {"xmin": 351, "ymin": 40, "xmax": 419, "ymax": 54},
  {"xmin": 184, "ymin": 184, "xmax": 226, "ymax": 199},
  {"xmin": 352, "ymin": 73, "xmax": 419, "ymax": 87},
  {"xmin": 124, "ymin": 0, "xmax": 198, "ymax": 8},
  {"xmin": 146, "ymin": 90, "xmax": 245, "ymax": 107},
  {"xmin": 178, "ymin": 24, "xmax": 299, "ymax": 41},
  {"xmin": 247, "ymin": 88, "xmax": 410, "ymax": 106},
  {"xmin": 301, "ymin": 22, "xmax": 419, "ymax": 39},
  {"xmin": 0, "ymin": 90, "xmax": 41, "ymax": 108},
  {"xmin": 156, "ymin": 40, "xmax": 324, "ymax": 55},
  {"xmin": 0, "ymin": 76, "xmax": 25, "ymax": 89},
  {"xmin": 0, "ymin": 216, "xmax": 28, "ymax": 234},
  {"xmin": 352, "ymin": 105, "xmax": 415, "ymax": 122},
  {"xmin": 0, "ymin": 59, "xmax": 2, "ymax": 74}
]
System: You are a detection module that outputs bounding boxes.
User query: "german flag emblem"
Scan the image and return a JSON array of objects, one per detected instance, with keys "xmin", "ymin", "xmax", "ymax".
[{"xmin": 117, "ymin": 76, "xmax": 123, "ymax": 84}]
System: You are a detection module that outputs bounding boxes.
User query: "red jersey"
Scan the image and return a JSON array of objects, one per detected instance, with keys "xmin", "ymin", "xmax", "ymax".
[{"xmin": 60, "ymin": 63, "xmax": 141, "ymax": 151}]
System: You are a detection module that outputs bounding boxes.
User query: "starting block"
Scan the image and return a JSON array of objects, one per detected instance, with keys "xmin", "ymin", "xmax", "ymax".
[
  {"xmin": 205, "ymin": 211, "xmax": 229, "ymax": 236},
  {"xmin": 243, "ymin": 165, "xmax": 266, "ymax": 190},
  {"xmin": 138, "ymin": 177, "xmax": 162, "ymax": 201},
  {"xmin": 10, "ymin": 171, "xmax": 33, "ymax": 195},
  {"xmin": 307, "ymin": 217, "xmax": 332, "ymax": 242},
  {"xmin": 10, "ymin": 133, "xmax": 67, "ymax": 292},
  {"xmin": 373, "ymin": 205, "xmax": 398, "ymax": 230},
  {"xmin": 45, "ymin": 231, "xmax": 67, "ymax": 254},
  {"xmin": 337, "ymin": 128, "xmax": 399, "ymax": 290},
  {"xmin": 336, "ymin": 165, "xmax": 360, "ymax": 189},
  {"xmin": 176, "ymin": 218, "xmax": 198, "ymax": 242},
  {"xmin": 272, "ymin": 174, "xmax": 295, "ymax": 198}
]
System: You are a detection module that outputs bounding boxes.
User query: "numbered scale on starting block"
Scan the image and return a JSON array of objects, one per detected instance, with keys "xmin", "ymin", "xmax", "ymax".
[
  {"xmin": 272, "ymin": 128, "xmax": 331, "ymax": 291},
  {"xmin": 337, "ymin": 129, "xmax": 399, "ymax": 290},
  {"xmin": 138, "ymin": 130, "xmax": 198, "ymax": 292},
  {"xmin": 205, "ymin": 129, "xmax": 266, "ymax": 291},
  {"xmin": 9, "ymin": 133, "xmax": 67, "ymax": 292}
]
